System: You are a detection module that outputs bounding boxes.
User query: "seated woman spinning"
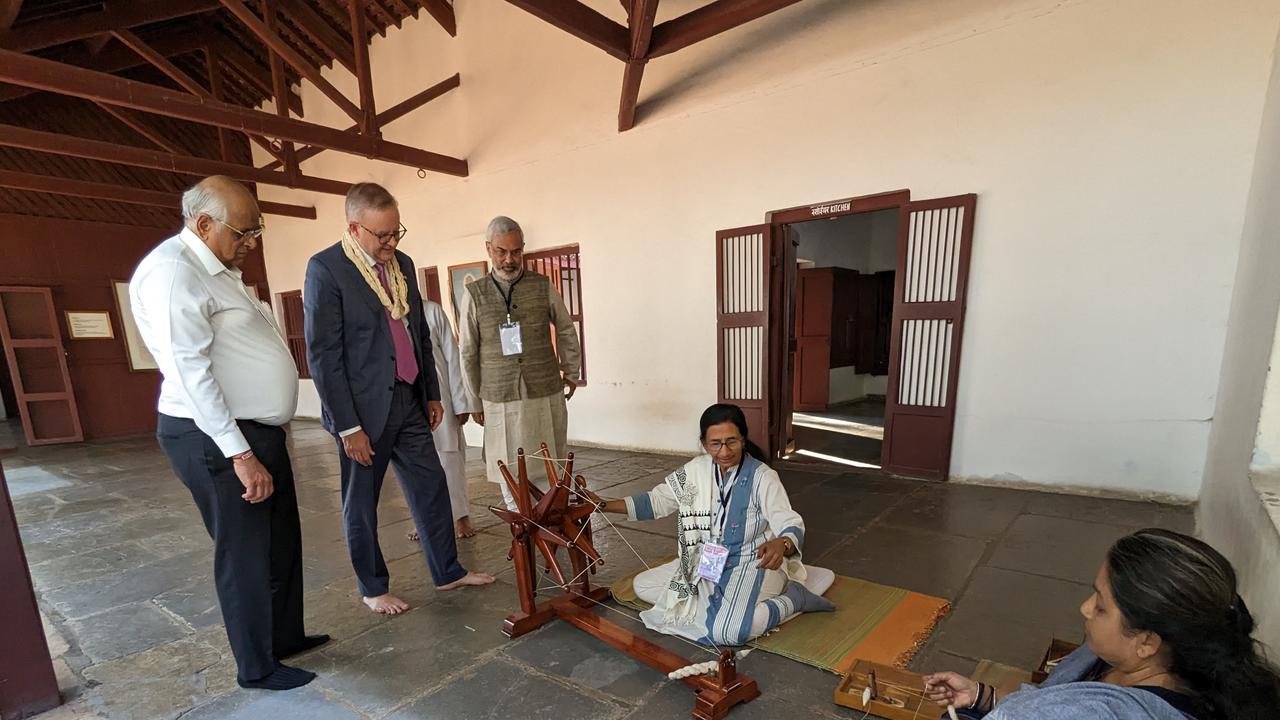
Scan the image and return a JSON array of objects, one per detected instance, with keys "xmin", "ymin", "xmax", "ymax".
[
  {"xmin": 923, "ymin": 528, "xmax": 1280, "ymax": 719},
  {"xmin": 585, "ymin": 403, "xmax": 835, "ymax": 647}
]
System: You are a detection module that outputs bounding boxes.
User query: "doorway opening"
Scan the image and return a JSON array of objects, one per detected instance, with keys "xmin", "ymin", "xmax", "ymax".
[{"xmin": 787, "ymin": 209, "xmax": 898, "ymax": 468}]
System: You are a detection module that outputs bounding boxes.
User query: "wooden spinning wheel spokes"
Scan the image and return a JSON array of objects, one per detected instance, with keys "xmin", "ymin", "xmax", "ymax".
[{"xmin": 490, "ymin": 444, "xmax": 601, "ymax": 592}]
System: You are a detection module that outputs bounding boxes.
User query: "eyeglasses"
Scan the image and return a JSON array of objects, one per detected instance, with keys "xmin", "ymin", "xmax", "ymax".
[
  {"xmin": 359, "ymin": 223, "xmax": 408, "ymax": 242},
  {"xmin": 213, "ymin": 217, "xmax": 265, "ymax": 241},
  {"xmin": 706, "ymin": 438, "xmax": 742, "ymax": 453}
]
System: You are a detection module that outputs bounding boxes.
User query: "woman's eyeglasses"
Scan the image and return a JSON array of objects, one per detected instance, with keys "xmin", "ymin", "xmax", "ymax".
[{"xmin": 706, "ymin": 438, "xmax": 741, "ymax": 452}]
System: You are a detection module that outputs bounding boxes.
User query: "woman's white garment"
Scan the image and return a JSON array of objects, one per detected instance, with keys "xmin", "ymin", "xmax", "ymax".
[
  {"xmin": 423, "ymin": 300, "xmax": 481, "ymax": 521},
  {"xmin": 624, "ymin": 453, "xmax": 832, "ymax": 646}
]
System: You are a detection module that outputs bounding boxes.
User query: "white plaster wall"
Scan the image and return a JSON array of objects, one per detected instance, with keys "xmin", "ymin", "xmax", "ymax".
[
  {"xmin": 259, "ymin": 0, "xmax": 1280, "ymax": 496},
  {"xmin": 1198, "ymin": 20, "xmax": 1280, "ymax": 653},
  {"xmin": 1253, "ymin": 315, "xmax": 1280, "ymax": 469}
]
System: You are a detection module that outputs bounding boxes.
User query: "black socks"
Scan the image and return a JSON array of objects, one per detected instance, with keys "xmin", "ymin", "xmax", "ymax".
[
  {"xmin": 783, "ymin": 580, "xmax": 836, "ymax": 613},
  {"xmin": 238, "ymin": 664, "xmax": 317, "ymax": 691}
]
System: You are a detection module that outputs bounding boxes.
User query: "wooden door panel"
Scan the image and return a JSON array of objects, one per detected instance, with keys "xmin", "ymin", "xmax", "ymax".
[
  {"xmin": 794, "ymin": 337, "xmax": 830, "ymax": 411},
  {"xmin": 0, "ymin": 286, "xmax": 84, "ymax": 446},
  {"xmin": 716, "ymin": 224, "xmax": 774, "ymax": 457},
  {"xmin": 882, "ymin": 196, "xmax": 976, "ymax": 480}
]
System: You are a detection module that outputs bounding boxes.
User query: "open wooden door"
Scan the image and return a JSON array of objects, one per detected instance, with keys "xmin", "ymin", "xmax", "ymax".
[
  {"xmin": 793, "ymin": 268, "xmax": 833, "ymax": 411},
  {"xmin": 882, "ymin": 195, "xmax": 976, "ymax": 480},
  {"xmin": 0, "ymin": 287, "xmax": 84, "ymax": 446},
  {"xmin": 716, "ymin": 224, "xmax": 776, "ymax": 458}
]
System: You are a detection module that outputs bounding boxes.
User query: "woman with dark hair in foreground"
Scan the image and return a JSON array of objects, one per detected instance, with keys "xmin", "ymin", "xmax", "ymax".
[
  {"xmin": 586, "ymin": 403, "xmax": 836, "ymax": 646},
  {"xmin": 924, "ymin": 529, "xmax": 1280, "ymax": 719}
]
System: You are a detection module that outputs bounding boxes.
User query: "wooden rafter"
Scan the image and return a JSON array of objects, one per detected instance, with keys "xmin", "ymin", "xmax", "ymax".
[
  {"xmin": 349, "ymin": 0, "xmax": 377, "ymax": 135},
  {"xmin": 416, "ymin": 0, "xmax": 456, "ymax": 36},
  {"xmin": 0, "ymin": 31, "xmax": 204, "ymax": 103},
  {"xmin": 260, "ymin": 73, "xmax": 459, "ymax": 171},
  {"xmin": 219, "ymin": 0, "xmax": 362, "ymax": 123},
  {"xmin": 0, "ymin": 122, "xmax": 352, "ymax": 195},
  {"xmin": 618, "ymin": 0, "xmax": 658, "ymax": 132},
  {"xmin": 0, "ymin": 168, "xmax": 317, "ymax": 219},
  {"xmin": 501, "ymin": 0, "xmax": 628, "ymax": 61},
  {"xmin": 0, "ymin": 0, "xmax": 220, "ymax": 54},
  {"xmin": 278, "ymin": 0, "xmax": 356, "ymax": 74},
  {"xmin": 211, "ymin": 33, "xmax": 304, "ymax": 115},
  {"xmin": 0, "ymin": 47, "xmax": 468, "ymax": 175},
  {"xmin": 0, "ymin": 1, "xmax": 20, "ymax": 32},
  {"xmin": 647, "ymin": 0, "xmax": 802, "ymax": 58},
  {"xmin": 112, "ymin": 28, "xmax": 287, "ymax": 163},
  {"xmin": 203, "ymin": 41, "xmax": 235, "ymax": 161},
  {"xmin": 93, "ymin": 103, "xmax": 187, "ymax": 155},
  {"xmin": 260, "ymin": 0, "xmax": 300, "ymax": 178}
]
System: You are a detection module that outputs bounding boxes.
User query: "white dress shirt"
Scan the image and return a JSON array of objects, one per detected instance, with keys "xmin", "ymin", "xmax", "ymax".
[
  {"xmin": 338, "ymin": 244, "xmax": 414, "ymax": 438},
  {"xmin": 130, "ymin": 228, "xmax": 298, "ymax": 457}
]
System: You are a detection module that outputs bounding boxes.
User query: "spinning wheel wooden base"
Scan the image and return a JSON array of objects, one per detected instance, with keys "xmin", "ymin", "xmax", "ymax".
[{"xmin": 490, "ymin": 445, "xmax": 761, "ymax": 720}]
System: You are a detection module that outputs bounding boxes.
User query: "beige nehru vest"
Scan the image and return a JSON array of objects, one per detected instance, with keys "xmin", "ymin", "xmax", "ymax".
[{"xmin": 465, "ymin": 272, "xmax": 562, "ymax": 402}]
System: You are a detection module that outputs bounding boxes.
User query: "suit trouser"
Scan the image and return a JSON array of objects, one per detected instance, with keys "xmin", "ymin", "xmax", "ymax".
[
  {"xmin": 156, "ymin": 414, "xmax": 306, "ymax": 683},
  {"xmin": 338, "ymin": 382, "xmax": 466, "ymax": 597}
]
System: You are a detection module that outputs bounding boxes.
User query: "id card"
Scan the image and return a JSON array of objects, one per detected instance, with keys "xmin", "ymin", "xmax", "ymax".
[
  {"xmin": 695, "ymin": 543, "xmax": 730, "ymax": 583},
  {"xmin": 499, "ymin": 321, "xmax": 523, "ymax": 356}
]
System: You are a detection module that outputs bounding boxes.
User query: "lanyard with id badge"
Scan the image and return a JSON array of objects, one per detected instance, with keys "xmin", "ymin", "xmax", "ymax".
[
  {"xmin": 493, "ymin": 275, "xmax": 523, "ymax": 356},
  {"xmin": 695, "ymin": 465, "xmax": 737, "ymax": 585}
]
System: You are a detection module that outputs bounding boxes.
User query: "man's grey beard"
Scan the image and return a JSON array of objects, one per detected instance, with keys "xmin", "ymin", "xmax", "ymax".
[{"xmin": 493, "ymin": 266, "xmax": 522, "ymax": 282}]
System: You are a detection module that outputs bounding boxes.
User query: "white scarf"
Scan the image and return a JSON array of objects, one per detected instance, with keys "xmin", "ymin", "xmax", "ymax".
[
  {"xmin": 658, "ymin": 456, "xmax": 719, "ymax": 626},
  {"xmin": 341, "ymin": 230, "xmax": 410, "ymax": 319}
]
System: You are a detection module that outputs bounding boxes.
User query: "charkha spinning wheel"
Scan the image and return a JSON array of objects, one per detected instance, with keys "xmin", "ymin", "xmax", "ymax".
[{"xmin": 489, "ymin": 445, "xmax": 761, "ymax": 720}]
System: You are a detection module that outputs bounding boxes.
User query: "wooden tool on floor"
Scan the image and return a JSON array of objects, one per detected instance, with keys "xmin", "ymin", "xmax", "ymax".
[
  {"xmin": 835, "ymin": 660, "xmax": 939, "ymax": 720},
  {"xmin": 490, "ymin": 445, "xmax": 761, "ymax": 720}
]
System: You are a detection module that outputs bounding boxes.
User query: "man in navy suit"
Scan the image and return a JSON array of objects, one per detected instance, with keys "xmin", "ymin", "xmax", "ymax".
[{"xmin": 304, "ymin": 182, "xmax": 493, "ymax": 614}]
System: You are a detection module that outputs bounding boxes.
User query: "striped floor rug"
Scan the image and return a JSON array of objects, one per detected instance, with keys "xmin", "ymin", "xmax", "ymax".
[{"xmin": 611, "ymin": 571, "xmax": 950, "ymax": 674}]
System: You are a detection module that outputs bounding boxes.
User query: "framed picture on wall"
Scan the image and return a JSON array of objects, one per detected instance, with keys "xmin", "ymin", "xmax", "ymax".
[
  {"xmin": 448, "ymin": 261, "xmax": 488, "ymax": 323},
  {"xmin": 111, "ymin": 281, "xmax": 159, "ymax": 372}
]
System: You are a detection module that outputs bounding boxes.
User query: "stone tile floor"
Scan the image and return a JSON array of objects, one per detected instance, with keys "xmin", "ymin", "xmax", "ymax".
[{"xmin": 2, "ymin": 420, "xmax": 1195, "ymax": 719}]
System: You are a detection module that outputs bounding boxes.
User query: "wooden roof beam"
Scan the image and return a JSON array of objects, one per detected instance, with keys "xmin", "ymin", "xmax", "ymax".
[
  {"xmin": 278, "ymin": 0, "xmax": 356, "ymax": 74},
  {"xmin": 220, "ymin": 0, "xmax": 362, "ymax": 124},
  {"xmin": 93, "ymin": 103, "xmax": 187, "ymax": 155},
  {"xmin": 0, "ymin": 47, "xmax": 469, "ymax": 175},
  {"xmin": 211, "ymin": 34, "xmax": 304, "ymax": 115},
  {"xmin": 618, "ymin": 0, "xmax": 658, "ymax": 132},
  {"xmin": 0, "ymin": 168, "xmax": 318, "ymax": 219},
  {"xmin": 647, "ymin": 0, "xmax": 802, "ymax": 58},
  {"xmin": 0, "ymin": 31, "xmax": 203, "ymax": 102},
  {"xmin": 0, "ymin": 0, "xmax": 220, "ymax": 54},
  {"xmin": 501, "ymin": 0, "xmax": 628, "ymax": 61},
  {"xmin": 416, "ymin": 0, "xmax": 457, "ymax": 37},
  {"xmin": 0, "ymin": 1, "xmax": 21, "ymax": 32},
  {"xmin": 259, "ymin": 72, "xmax": 459, "ymax": 171},
  {"xmin": 0, "ymin": 122, "xmax": 353, "ymax": 195},
  {"xmin": 113, "ymin": 28, "xmax": 287, "ymax": 163},
  {"xmin": 349, "ymin": 0, "xmax": 377, "ymax": 136}
]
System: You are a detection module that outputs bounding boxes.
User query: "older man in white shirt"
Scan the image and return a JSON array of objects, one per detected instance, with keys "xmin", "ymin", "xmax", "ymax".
[{"xmin": 131, "ymin": 176, "xmax": 327, "ymax": 691}]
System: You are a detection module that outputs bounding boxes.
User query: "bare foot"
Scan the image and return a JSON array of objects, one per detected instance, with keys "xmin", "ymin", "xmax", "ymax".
[
  {"xmin": 406, "ymin": 529, "xmax": 419, "ymax": 542},
  {"xmin": 455, "ymin": 516, "xmax": 476, "ymax": 538},
  {"xmin": 437, "ymin": 571, "xmax": 496, "ymax": 591},
  {"xmin": 363, "ymin": 593, "xmax": 411, "ymax": 615}
]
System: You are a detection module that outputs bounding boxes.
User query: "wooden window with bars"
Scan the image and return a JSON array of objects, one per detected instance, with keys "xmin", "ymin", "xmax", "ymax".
[
  {"xmin": 524, "ymin": 245, "xmax": 586, "ymax": 385},
  {"xmin": 278, "ymin": 290, "xmax": 309, "ymax": 379}
]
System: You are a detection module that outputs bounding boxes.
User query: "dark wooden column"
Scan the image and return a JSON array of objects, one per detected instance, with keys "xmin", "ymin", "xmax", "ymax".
[{"xmin": 0, "ymin": 458, "xmax": 60, "ymax": 719}]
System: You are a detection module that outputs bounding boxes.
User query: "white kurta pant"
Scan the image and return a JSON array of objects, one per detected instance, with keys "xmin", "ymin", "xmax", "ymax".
[
  {"xmin": 486, "ymin": 377, "xmax": 568, "ymax": 511},
  {"xmin": 423, "ymin": 300, "xmax": 481, "ymax": 522}
]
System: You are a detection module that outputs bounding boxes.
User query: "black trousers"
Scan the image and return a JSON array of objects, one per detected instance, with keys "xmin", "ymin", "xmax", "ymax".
[
  {"xmin": 157, "ymin": 414, "xmax": 306, "ymax": 683},
  {"xmin": 338, "ymin": 382, "xmax": 466, "ymax": 597}
]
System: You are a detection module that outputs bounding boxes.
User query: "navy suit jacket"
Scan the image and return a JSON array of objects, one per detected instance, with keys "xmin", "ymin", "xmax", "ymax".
[{"xmin": 303, "ymin": 243, "xmax": 441, "ymax": 443}]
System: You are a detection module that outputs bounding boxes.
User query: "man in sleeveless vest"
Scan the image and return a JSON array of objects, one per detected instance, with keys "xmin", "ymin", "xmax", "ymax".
[
  {"xmin": 304, "ymin": 183, "xmax": 493, "ymax": 616},
  {"xmin": 458, "ymin": 216, "xmax": 582, "ymax": 510}
]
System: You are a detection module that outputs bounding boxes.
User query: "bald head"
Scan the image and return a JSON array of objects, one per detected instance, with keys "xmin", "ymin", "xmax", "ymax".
[{"xmin": 183, "ymin": 175, "xmax": 263, "ymax": 269}]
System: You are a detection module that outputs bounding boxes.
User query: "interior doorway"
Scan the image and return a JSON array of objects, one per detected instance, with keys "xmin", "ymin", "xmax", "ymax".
[{"xmin": 787, "ymin": 209, "xmax": 898, "ymax": 468}]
